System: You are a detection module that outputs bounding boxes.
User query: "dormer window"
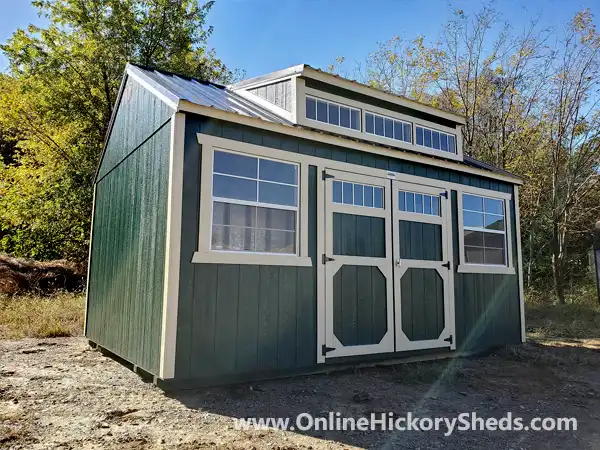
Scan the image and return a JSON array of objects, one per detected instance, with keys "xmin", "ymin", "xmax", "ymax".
[
  {"xmin": 415, "ymin": 125, "xmax": 456, "ymax": 154},
  {"xmin": 365, "ymin": 112, "xmax": 412, "ymax": 144},
  {"xmin": 305, "ymin": 96, "xmax": 360, "ymax": 131}
]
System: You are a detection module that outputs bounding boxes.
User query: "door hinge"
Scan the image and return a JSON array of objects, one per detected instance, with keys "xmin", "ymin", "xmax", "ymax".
[
  {"xmin": 442, "ymin": 261, "xmax": 450, "ymax": 269},
  {"xmin": 440, "ymin": 191, "xmax": 449, "ymax": 199},
  {"xmin": 322, "ymin": 344, "xmax": 336, "ymax": 356},
  {"xmin": 444, "ymin": 335, "xmax": 453, "ymax": 345},
  {"xmin": 322, "ymin": 254, "xmax": 335, "ymax": 264},
  {"xmin": 322, "ymin": 170, "xmax": 335, "ymax": 181}
]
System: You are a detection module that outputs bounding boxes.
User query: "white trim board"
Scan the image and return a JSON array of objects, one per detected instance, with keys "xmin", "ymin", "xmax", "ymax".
[
  {"xmin": 159, "ymin": 112, "xmax": 186, "ymax": 380},
  {"xmin": 179, "ymin": 100, "xmax": 522, "ymax": 185},
  {"xmin": 83, "ymin": 183, "xmax": 97, "ymax": 336},
  {"xmin": 514, "ymin": 186, "xmax": 526, "ymax": 343}
]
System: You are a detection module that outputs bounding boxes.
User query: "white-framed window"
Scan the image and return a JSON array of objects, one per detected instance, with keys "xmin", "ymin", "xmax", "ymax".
[
  {"xmin": 398, "ymin": 190, "xmax": 440, "ymax": 216},
  {"xmin": 365, "ymin": 111, "xmax": 412, "ymax": 144},
  {"xmin": 194, "ymin": 135, "xmax": 312, "ymax": 267},
  {"xmin": 305, "ymin": 96, "xmax": 361, "ymax": 131},
  {"xmin": 415, "ymin": 125, "xmax": 456, "ymax": 154},
  {"xmin": 457, "ymin": 189, "xmax": 515, "ymax": 274},
  {"xmin": 332, "ymin": 180, "xmax": 384, "ymax": 208}
]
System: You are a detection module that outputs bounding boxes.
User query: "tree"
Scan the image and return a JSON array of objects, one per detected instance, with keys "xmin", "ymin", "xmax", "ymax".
[{"xmin": 0, "ymin": 0, "xmax": 238, "ymax": 262}]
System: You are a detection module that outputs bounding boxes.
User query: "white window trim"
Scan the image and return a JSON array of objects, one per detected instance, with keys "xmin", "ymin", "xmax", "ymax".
[
  {"xmin": 305, "ymin": 94, "xmax": 361, "ymax": 132},
  {"xmin": 193, "ymin": 135, "xmax": 312, "ymax": 266},
  {"xmin": 415, "ymin": 125, "xmax": 457, "ymax": 155},
  {"xmin": 457, "ymin": 187, "xmax": 515, "ymax": 274},
  {"xmin": 365, "ymin": 110, "xmax": 413, "ymax": 144}
]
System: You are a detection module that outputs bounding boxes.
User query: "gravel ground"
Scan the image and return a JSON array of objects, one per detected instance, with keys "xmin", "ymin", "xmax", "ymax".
[{"xmin": 2, "ymin": 337, "xmax": 600, "ymax": 449}]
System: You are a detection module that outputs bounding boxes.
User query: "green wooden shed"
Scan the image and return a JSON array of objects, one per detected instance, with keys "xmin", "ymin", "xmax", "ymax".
[{"xmin": 85, "ymin": 63, "xmax": 525, "ymax": 388}]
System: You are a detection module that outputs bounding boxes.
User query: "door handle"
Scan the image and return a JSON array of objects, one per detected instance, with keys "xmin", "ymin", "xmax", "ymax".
[{"xmin": 395, "ymin": 260, "xmax": 401, "ymax": 267}]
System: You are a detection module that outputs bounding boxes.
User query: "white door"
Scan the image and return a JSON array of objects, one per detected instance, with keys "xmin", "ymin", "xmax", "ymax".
[
  {"xmin": 322, "ymin": 169, "xmax": 395, "ymax": 358},
  {"xmin": 392, "ymin": 181, "xmax": 456, "ymax": 351}
]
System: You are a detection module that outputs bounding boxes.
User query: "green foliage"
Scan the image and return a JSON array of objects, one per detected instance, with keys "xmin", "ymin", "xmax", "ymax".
[{"xmin": 0, "ymin": 0, "xmax": 238, "ymax": 262}]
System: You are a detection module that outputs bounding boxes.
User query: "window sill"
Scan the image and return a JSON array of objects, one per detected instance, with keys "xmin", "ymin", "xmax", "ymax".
[
  {"xmin": 456, "ymin": 264, "xmax": 515, "ymax": 275},
  {"xmin": 192, "ymin": 251, "xmax": 313, "ymax": 267}
]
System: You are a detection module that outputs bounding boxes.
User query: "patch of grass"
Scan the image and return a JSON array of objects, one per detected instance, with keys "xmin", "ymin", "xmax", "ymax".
[
  {"xmin": 526, "ymin": 282, "xmax": 600, "ymax": 339},
  {"xmin": 0, "ymin": 292, "xmax": 85, "ymax": 339}
]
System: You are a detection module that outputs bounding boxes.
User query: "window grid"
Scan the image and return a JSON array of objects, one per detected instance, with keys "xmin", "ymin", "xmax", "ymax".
[
  {"xmin": 365, "ymin": 112, "xmax": 412, "ymax": 144},
  {"xmin": 398, "ymin": 190, "xmax": 440, "ymax": 216},
  {"xmin": 415, "ymin": 125, "xmax": 456, "ymax": 154},
  {"xmin": 306, "ymin": 96, "xmax": 361, "ymax": 131},
  {"xmin": 462, "ymin": 194, "xmax": 507, "ymax": 266},
  {"xmin": 332, "ymin": 180, "xmax": 384, "ymax": 209}
]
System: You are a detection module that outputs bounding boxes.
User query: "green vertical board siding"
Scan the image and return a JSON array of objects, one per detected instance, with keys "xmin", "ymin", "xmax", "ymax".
[
  {"xmin": 333, "ymin": 213, "xmax": 386, "ymax": 257},
  {"xmin": 398, "ymin": 221, "xmax": 442, "ymax": 261},
  {"xmin": 97, "ymin": 77, "xmax": 173, "ymax": 180},
  {"xmin": 400, "ymin": 268, "xmax": 445, "ymax": 341},
  {"xmin": 86, "ymin": 121, "xmax": 170, "ymax": 375},
  {"xmin": 333, "ymin": 265, "xmax": 387, "ymax": 346}
]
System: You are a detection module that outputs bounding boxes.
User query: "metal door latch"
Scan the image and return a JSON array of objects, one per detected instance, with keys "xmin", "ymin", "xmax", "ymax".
[{"xmin": 322, "ymin": 254, "xmax": 335, "ymax": 264}]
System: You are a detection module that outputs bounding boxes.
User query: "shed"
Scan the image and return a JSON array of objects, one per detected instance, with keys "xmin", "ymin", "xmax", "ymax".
[{"xmin": 85, "ymin": 63, "xmax": 525, "ymax": 388}]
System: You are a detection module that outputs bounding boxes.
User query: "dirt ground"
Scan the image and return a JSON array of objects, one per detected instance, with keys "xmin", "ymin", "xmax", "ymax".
[{"xmin": 2, "ymin": 337, "xmax": 600, "ymax": 449}]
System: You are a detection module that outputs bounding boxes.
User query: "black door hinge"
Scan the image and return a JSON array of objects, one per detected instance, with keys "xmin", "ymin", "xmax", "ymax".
[
  {"xmin": 322, "ymin": 344, "xmax": 336, "ymax": 356},
  {"xmin": 322, "ymin": 170, "xmax": 335, "ymax": 181},
  {"xmin": 440, "ymin": 191, "xmax": 449, "ymax": 199},
  {"xmin": 322, "ymin": 254, "xmax": 335, "ymax": 264},
  {"xmin": 442, "ymin": 261, "xmax": 450, "ymax": 269},
  {"xmin": 444, "ymin": 335, "xmax": 453, "ymax": 345}
]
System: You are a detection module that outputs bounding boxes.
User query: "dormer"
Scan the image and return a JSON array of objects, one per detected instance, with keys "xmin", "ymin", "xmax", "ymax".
[{"xmin": 230, "ymin": 64, "xmax": 466, "ymax": 162}]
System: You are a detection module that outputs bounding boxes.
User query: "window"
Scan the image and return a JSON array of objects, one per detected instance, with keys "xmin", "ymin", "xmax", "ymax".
[
  {"xmin": 365, "ymin": 112, "xmax": 412, "ymax": 144},
  {"xmin": 333, "ymin": 180, "xmax": 384, "ymax": 208},
  {"xmin": 415, "ymin": 126, "xmax": 456, "ymax": 154},
  {"xmin": 211, "ymin": 149, "xmax": 298, "ymax": 254},
  {"xmin": 398, "ymin": 190, "xmax": 440, "ymax": 216},
  {"xmin": 306, "ymin": 96, "xmax": 360, "ymax": 131},
  {"xmin": 462, "ymin": 194, "xmax": 506, "ymax": 265}
]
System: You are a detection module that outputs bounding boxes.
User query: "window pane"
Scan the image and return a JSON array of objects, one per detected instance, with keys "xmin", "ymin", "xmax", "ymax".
[
  {"xmin": 353, "ymin": 184, "xmax": 364, "ymax": 206},
  {"xmin": 259, "ymin": 159, "xmax": 297, "ymax": 185},
  {"xmin": 342, "ymin": 182, "xmax": 353, "ymax": 204},
  {"xmin": 406, "ymin": 192, "xmax": 415, "ymax": 212},
  {"xmin": 306, "ymin": 97, "xmax": 316, "ymax": 120},
  {"xmin": 212, "ymin": 202, "xmax": 255, "ymax": 227},
  {"xmin": 317, "ymin": 100, "xmax": 328, "ymax": 122},
  {"xmin": 255, "ymin": 229, "xmax": 296, "ymax": 254},
  {"xmin": 464, "ymin": 230, "xmax": 484, "ymax": 247},
  {"xmin": 258, "ymin": 182, "xmax": 297, "ymax": 206},
  {"xmin": 484, "ymin": 248, "xmax": 505, "ymax": 265},
  {"xmin": 374, "ymin": 187, "xmax": 384, "ymax": 208},
  {"xmin": 465, "ymin": 246, "xmax": 485, "ymax": 264},
  {"xmin": 485, "ymin": 214, "xmax": 505, "ymax": 231},
  {"xmin": 484, "ymin": 232, "xmax": 505, "ymax": 249},
  {"xmin": 440, "ymin": 134, "xmax": 448, "ymax": 151},
  {"xmin": 403, "ymin": 123, "xmax": 412, "ymax": 143},
  {"xmin": 211, "ymin": 225, "xmax": 253, "ymax": 251},
  {"xmin": 484, "ymin": 198, "xmax": 504, "ymax": 215},
  {"xmin": 374, "ymin": 115, "xmax": 384, "ymax": 136},
  {"xmin": 424, "ymin": 195, "xmax": 432, "ymax": 214},
  {"xmin": 416, "ymin": 127, "xmax": 424, "ymax": 145},
  {"xmin": 385, "ymin": 118, "xmax": 394, "ymax": 138},
  {"xmin": 424, "ymin": 128, "xmax": 432, "ymax": 147},
  {"xmin": 364, "ymin": 185, "xmax": 374, "ymax": 207},
  {"xmin": 394, "ymin": 121, "xmax": 403, "ymax": 141},
  {"xmin": 213, "ymin": 174, "xmax": 257, "ymax": 201},
  {"xmin": 463, "ymin": 211, "xmax": 484, "ymax": 228},
  {"xmin": 333, "ymin": 180, "xmax": 343, "ymax": 203},
  {"xmin": 463, "ymin": 194, "xmax": 483, "ymax": 212},
  {"xmin": 415, "ymin": 193, "xmax": 424, "ymax": 213},
  {"xmin": 329, "ymin": 103, "xmax": 340, "ymax": 126},
  {"xmin": 447, "ymin": 135, "xmax": 456, "ymax": 153},
  {"xmin": 432, "ymin": 131, "xmax": 441, "ymax": 149},
  {"xmin": 340, "ymin": 107, "xmax": 351, "ymax": 128},
  {"xmin": 365, "ymin": 113, "xmax": 374, "ymax": 134},
  {"xmin": 399, "ymin": 191, "xmax": 406, "ymax": 211},
  {"xmin": 351, "ymin": 109, "xmax": 360, "ymax": 130},
  {"xmin": 214, "ymin": 150, "xmax": 257, "ymax": 178},
  {"xmin": 256, "ymin": 207, "xmax": 296, "ymax": 231},
  {"xmin": 432, "ymin": 196, "xmax": 439, "ymax": 215}
]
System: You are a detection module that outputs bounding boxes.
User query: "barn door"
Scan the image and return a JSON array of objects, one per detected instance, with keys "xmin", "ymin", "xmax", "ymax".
[
  {"xmin": 322, "ymin": 169, "xmax": 394, "ymax": 358},
  {"xmin": 392, "ymin": 181, "xmax": 456, "ymax": 351}
]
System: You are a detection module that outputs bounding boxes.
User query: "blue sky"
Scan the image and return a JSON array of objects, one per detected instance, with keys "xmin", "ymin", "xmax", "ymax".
[{"xmin": 0, "ymin": 0, "xmax": 596, "ymax": 77}]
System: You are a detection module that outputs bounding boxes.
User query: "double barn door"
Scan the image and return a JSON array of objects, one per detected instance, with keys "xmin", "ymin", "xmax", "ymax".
[{"xmin": 322, "ymin": 168, "xmax": 455, "ymax": 359}]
